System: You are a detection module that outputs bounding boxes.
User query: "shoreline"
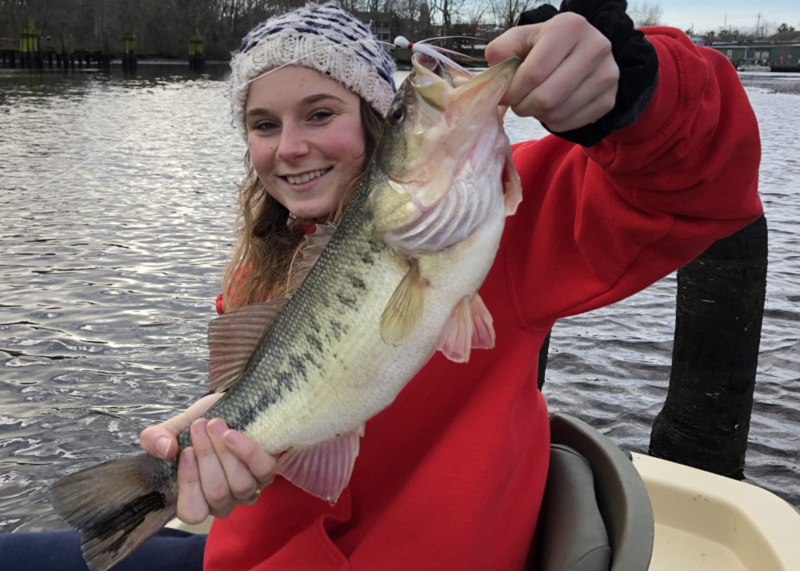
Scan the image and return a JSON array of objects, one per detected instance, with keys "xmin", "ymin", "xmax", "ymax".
[{"xmin": 739, "ymin": 74, "xmax": 800, "ymax": 95}]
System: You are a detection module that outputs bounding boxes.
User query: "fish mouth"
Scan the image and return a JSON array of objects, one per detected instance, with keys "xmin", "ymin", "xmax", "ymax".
[
  {"xmin": 280, "ymin": 168, "xmax": 332, "ymax": 186},
  {"xmin": 411, "ymin": 55, "xmax": 521, "ymax": 112}
]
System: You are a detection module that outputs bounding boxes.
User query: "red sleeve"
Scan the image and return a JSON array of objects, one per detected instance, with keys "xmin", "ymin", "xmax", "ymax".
[
  {"xmin": 215, "ymin": 292, "xmax": 225, "ymax": 315},
  {"xmin": 503, "ymin": 27, "xmax": 763, "ymax": 328}
]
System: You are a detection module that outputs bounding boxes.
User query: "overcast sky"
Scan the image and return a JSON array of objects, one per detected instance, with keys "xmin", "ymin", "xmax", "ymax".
[{"xmin": 650, "ymin": 0, "xmax": 800, "ymax": 34}]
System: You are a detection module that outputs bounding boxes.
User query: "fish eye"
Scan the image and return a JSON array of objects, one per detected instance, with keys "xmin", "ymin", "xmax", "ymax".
[{"xmin": 388, "ymin": 105, "xmax": 405, "ymax": 126}]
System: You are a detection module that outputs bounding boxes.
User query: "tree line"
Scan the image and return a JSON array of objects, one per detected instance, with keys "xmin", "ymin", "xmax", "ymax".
[
  {"xmin": 0, "ymin": 0, "xmax": 554, "ymax": 59},
  {"xmin": 3, "ymin": 0, "xmax": 796, "ymax": 60}
]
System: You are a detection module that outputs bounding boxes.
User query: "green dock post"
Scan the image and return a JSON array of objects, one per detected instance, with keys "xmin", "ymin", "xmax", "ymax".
[
  {"xmin": 189, "ymin": 29, "xmax": 205, "ymax": 72},
  {"xmin": 20, "ymin": 19, "xmax": 41, "ymax": 68},
  {"xmin": 122, "ymin": 28, "xmax": 137, "ymax": 72}
]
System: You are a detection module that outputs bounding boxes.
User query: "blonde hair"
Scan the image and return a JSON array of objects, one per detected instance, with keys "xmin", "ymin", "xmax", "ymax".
[{"xmin": 221, "ymin": 98, "xmax": 385, "ymax": 313}]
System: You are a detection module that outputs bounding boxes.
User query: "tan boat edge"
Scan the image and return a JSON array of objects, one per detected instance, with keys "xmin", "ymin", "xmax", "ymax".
[
  {"xmin": 166, "ymin": 517, "xmax": 213, "ymax": 534},
  {"xmin": 166, "ymin": 453, "xmax": 800, "ymax": 571},
  {"xmin": 632, "ymin": 452, "xmax": 800, "ymax": 571}
]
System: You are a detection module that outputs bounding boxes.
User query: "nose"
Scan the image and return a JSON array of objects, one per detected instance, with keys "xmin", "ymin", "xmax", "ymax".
[{"xmin": 275, "ymin": 123, "xmax": 309, "ymax": 163}]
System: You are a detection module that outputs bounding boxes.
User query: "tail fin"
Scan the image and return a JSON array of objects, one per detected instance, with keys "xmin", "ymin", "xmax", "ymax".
[{"xmin": 50, "ymin": 453, "xmax": 178, "ymax": 571}]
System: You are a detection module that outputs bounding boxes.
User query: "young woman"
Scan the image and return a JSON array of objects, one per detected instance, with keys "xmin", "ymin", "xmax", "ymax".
[
  {"xmin": 139, "ymin": 2, "xmax": 762, "ymax": 569},
  {"xmin": 1, "ymin": 1, "xmax": 761, "ymax": 570}
]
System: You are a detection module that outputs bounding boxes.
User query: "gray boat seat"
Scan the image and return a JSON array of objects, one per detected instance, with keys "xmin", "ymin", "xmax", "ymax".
[{"xmin": 531, "ymin": 413, "xmax": 655, "ymax": 571}]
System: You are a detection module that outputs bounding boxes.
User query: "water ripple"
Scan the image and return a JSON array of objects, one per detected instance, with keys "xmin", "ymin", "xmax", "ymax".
[{"xmin": 1, "ymin": 68, "xmax": 799, "ymax": 532}]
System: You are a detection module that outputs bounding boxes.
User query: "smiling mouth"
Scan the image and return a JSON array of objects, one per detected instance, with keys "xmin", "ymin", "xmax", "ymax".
[{"xmin": 282, "ymin": 168, "xmax": 332, "ymax": 185}]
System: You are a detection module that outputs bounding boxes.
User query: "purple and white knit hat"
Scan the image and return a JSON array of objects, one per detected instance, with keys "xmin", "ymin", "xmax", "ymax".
[{"xmin": 229, "ymin": 2, "xmax": 397, "ymax": 140}]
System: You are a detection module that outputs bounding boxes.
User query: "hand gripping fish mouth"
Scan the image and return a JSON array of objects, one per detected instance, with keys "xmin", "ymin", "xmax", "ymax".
[{"xmin": 49, "ymin": 54, "xmax": 523, "ymax": 571}]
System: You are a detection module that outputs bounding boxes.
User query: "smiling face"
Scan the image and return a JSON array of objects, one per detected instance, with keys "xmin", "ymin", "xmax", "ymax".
[{"xmin": 244, "ymin": 66, "xmax": 367, "ymax": 221}]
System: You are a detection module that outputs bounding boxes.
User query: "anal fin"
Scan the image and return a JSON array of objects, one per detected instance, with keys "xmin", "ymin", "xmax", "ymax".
[{"xmin": 274, "ymin": 426, "xmax": 364, "ymax": 505}]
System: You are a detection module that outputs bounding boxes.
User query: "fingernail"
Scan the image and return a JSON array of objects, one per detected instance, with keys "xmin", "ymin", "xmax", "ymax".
[
  {"xmin": 193, "ymin": 419, "xmax": 207, "ymax": 437},
  {"xmin": 183, "ymin": 448, "xmax": 196, "ymax": 467},
  {"xmin": 223, "ymin": 430, "xmax": 242, "ymax": 447},
  {"xmin": 156, "ymin": 437, "xmax": 171, "ymax": 459},
  {"xmin": 208, "ymin": 418, "xmax": 225, "ymax": 437}
]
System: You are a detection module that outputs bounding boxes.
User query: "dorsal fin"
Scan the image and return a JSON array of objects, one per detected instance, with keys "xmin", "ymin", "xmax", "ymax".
[
  {"xmin": 286, "ymin": 222, "xmax": 337, "ymax": 294},
  {"xmin": 207, "ymin": 223, "xmax": 336, "ymax": 392},
  {"xmin": 207, "ymin": 299, "xmax": 288, "ymax": 392}
]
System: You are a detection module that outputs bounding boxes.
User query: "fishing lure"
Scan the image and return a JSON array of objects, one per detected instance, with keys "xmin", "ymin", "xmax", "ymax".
[{"xmin": 393, "ymin": 36, "xmax": 472, "ymax": 75}]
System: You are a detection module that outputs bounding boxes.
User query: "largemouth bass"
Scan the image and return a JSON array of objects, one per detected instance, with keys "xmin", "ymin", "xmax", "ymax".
[{"xmin": 50, "ymin": 54, "xmax": 522, "ymax": 571}]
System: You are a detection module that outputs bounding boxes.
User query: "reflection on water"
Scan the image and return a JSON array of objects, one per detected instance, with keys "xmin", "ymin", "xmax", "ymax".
[{"xmin": 1, "ymin": 66, "xmax": 799, "ymax": 532}]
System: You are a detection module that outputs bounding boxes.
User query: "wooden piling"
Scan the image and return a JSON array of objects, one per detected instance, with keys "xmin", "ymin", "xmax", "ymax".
[
  {"xmin": 649, "ymin": 214, "xmax": 768, "ymax": 479},
  {"xmin": 189, "ymin": 29, "xmax": 205, "ymax": 72}
]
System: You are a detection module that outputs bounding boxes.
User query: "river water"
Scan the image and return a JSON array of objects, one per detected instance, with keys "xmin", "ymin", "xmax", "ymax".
[{"xmin": 0, "ymin": 64, "xmax": 798, "ymax": 533}]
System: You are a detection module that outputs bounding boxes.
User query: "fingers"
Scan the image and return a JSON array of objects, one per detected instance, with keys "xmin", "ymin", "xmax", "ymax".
[
  {"xmin": 219, "ymin": 422, "xmax": 277, "ymax": 485},
  {"xmin": 486, "ymin": 23, "xmax": 542, "ymax": 67},
  {"xmin": 177, "ymin": 448, "xmax": 209, "ymax": 524},
  {"xmin": 543, "ymin": 61, "xmax": 618, "ymax": 132},
  {"xmin": 140, "ymin": 393, "xmax": 223, "ymax": 460},
  {"xmin": 142, "ymin": 394, "xmax": 276, "ymax": 523},
  {"xmin": 486, "ymin": 13, "xmax": 619, "ymax": 131},
  {"xmin": 206, "ymin": 419, "xmax": 260, "ymax": 503},
  {"xmin": 175, "ymin": 417, "xmax": 277, "ymax": 521},
  {"xmin": 190, "ymin": 418, "xmax": 238, "ymax": 517},
  {"xmin": 520, "ymin": 45, "xmax": 618, "ymax": 132},
  {"xmin": 495, "ymin": 22, "xmax": 579, "ymax": 109}
]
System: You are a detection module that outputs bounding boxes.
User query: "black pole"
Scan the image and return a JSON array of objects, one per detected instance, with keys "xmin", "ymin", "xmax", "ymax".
[
  {"xmin": 649, "ymin": 214, "xmax": 768, "ymax": 479},
  {"xmin": 537, "ymin": 331, "xmax": 551, "ymax": 391}
]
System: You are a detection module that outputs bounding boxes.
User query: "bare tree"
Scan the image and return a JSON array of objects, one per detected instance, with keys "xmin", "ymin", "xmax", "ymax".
[
  {"xmin": 427, "ymin": 0, "xmax": 460, "ymax": 47},
  {"xmin": 629, "ymin": 0, "xmax": 662, "ymax": 27},
  {"xmin": 490, "ymin": 0, "xmax": 538, "ymax": 30}
]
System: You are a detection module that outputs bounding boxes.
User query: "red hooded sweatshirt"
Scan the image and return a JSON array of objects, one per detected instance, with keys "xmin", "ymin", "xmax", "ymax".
[{"xmin": 204, "ymin": 28, "xmax": 763, "ymax": 571}]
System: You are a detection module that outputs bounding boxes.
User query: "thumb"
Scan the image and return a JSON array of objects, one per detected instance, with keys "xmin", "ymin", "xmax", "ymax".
[
  {"xmin": 140, "ymin": 392, "xmax": 223, "ymax": 460},
  {"xmin": 485, "ymin": 24, "xmax": 543, "ymax": 67}
]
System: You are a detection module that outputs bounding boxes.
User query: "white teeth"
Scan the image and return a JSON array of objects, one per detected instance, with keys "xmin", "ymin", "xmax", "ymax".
[{"xmin": 286, "ymin": 169, "xmax": 327, "ymax": 185}]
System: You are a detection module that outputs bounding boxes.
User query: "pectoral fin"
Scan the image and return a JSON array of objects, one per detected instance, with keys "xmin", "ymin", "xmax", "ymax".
[
  {"xmin": 274, "ymin": 426, "xmax": 364, "ymax": 505},
  {"xmin": 380, "ymin": 260, "xmax": 426, "ymax": 345},
  {"xmin": 503, "ymin": 147, "xmax": 522, "ymax": 216}
]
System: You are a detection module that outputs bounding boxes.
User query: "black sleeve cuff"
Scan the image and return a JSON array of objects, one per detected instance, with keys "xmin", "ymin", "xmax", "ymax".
[{"xmin": 516, "ymin": 0, "xmax": 659, "ymax": 146}]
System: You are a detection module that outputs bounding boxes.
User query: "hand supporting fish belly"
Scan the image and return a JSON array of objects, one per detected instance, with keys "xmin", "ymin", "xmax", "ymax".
[{"xmin": 50, "ymin": 54, "xmax": 522, "ymax": 571}]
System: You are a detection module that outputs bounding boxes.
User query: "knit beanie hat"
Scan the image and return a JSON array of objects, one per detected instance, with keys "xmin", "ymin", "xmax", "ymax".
[{"xmin": 229, "ymin": 2, "xmax": 397, "ymax": 140}]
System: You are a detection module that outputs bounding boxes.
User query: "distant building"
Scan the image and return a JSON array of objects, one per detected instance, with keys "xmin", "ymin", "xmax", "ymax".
[
  {"xmin": 708, "ymin": 42, "xmax": 800, "ymax": 68},
  {"xmin": 355, "ymin": 11, "xmax": 394, "ymax": 46}
]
